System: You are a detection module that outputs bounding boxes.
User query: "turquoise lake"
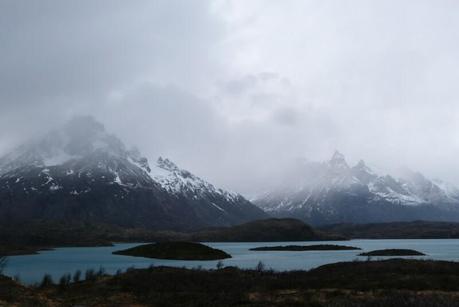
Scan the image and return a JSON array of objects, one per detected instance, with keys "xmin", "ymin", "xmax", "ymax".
[{"xmin": 4, "ymin": 239, "xmax": 459, "ymax": 284}]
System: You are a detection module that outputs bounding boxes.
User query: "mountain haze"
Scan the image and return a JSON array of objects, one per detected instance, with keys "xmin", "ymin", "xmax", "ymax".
[
  {"xmin": 254, "ymin": 151, "xmax": 459, "ymax": 225},
  {"xmin": 0, "ymin": 117, "xmax": 266, "ymax": 230}
]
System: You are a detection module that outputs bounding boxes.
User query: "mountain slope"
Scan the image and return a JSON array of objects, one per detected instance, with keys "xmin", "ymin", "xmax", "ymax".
[
  {"xmin": 0, "ymin": 116, "xmax": 266, "ymax": 230},
  {"xmin": 254, "ymin": 151, "xmax": 459, "ymax": 225},
  {"xmin": 150, "ymin": 157, "xmax": 265, "ymax": 226}
]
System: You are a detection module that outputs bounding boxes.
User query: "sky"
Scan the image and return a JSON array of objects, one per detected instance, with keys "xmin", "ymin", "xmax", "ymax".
[{"xmin": 1, "ymin": 0, "xmax": 459, "ymax": 195}]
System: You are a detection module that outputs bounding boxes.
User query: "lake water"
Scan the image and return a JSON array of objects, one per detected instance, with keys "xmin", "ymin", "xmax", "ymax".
[{"xmin": 4, "ymin": 239, "xmax": 459, "ymax": 284}]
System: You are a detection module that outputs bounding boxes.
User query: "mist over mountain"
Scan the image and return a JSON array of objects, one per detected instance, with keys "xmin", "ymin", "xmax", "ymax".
[
  {"xmin": 2, "ymin": 1, "xmax": 459, "ymax": 229},
  {"xmin": 254, "ymin": 151, "xmax": 459, "ymax": 225},
  {"xmin": 2, "ymin": 1, "xmax": 459, "ymax": 197},
  {"xmin": 3, "ymin": 3, "xmax": 459, "ymax": 307},
  {"xmin": 0, "ymin": 117, "xmax": 266, "ymax": 230}
]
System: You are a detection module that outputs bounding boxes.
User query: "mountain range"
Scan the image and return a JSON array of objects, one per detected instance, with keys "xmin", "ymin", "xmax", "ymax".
[
  {"xmin": 3, "ymin": 117, "xmax": 459, "ymax": 230},
  {"xmin": 254, "ymin": 151, "xmax": 459, "ymax": 225},
  {"xmin": 0, "ymin": 116, "xmax": 266, "ymax": 230}
]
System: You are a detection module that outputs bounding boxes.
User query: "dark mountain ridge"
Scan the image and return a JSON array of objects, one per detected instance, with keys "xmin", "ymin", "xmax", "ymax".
[{"xmin": 319, "ymin": 220, "xmax": 459, "ymax": 239}]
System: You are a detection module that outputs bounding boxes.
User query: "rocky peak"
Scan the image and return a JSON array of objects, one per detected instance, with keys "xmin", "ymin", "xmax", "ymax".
[
  {"xmin": 157, "ymin": 157, "xmax": 180, "ymax": 172},
  {"xmin": 355, "ymin": 159, "xmax": 366, "ymax": 168},
  {"xmin": 128, "ymin": 147, "xmax": 151, "ymax": 173},
  {"xmin": 351, "ymin": 159, "xmax": 377, "ymax": 184},
  {"xmin": 352, "ymin": 159, "xmax": 374, "ymax": 174},
  {"xmin": 328, "ymin": 150, "xmax": 349, "ymax": 170}
]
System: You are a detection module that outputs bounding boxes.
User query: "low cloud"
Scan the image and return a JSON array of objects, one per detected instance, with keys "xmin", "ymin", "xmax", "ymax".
[{"xmin": 1, "ymin": 1, "xmax": 459, "ymax": 195}]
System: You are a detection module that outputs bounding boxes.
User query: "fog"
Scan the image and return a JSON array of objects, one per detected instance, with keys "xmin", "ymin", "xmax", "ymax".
[{"xmin": 1, "ymin": 0, "xmax": 459, "ymax": 196}]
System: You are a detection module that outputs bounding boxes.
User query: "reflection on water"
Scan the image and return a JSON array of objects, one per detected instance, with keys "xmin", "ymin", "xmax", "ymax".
[{"xmin": 4, "ymin": 239, "xmax": 459, "ymax": 284}]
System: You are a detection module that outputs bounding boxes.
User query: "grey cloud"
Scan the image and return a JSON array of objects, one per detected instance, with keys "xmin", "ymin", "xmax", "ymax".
[
  {"xmin": 1, "ymin": 1, "xmax": 459, "ymax": 196},
  {"xmin": 220, "ymin": 72, "xmax": 284, "ymax": 97},
  {"xmin": 0, "ymin": 0, "xmax": 224, "ymax": 151},
  {"xmin": 271, "ymin": 107, "xmax": 299, "ymax": 127},
  {"xmin": 99, "ymin": 83, "xmax": 228, "ymax": 163}
]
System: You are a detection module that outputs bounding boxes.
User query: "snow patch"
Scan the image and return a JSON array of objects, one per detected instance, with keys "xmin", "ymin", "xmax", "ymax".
[
  {"xmin": 149, "ymin": 157, "xmax": 240, "ymax": 203},
  {"xmin": 211, "ymin": 202, "xmax": 226, "ymax": 212},
  {"xmin": 49, "ymin": 183, "xmax": 62, "ymax": 191}
]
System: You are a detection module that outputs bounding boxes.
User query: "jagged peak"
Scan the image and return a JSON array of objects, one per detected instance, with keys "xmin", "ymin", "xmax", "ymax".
[
  {"xmin": 151, "ymin": 157, "xmax": 239, "ymax": 201},
  {"xmin": 350, "ymin": 159, "xmax": 378, "ymax": 183},
  {"xmin": 330, "ymin": 150, "xmax": 345, "ymax": 161},
  {"xmin": 328, "ymin": 150, "xmax": 349, "ymax": 169},
  {"xmin": 352, "ymin": 159, "xmax": 375, "ymax": 174},
  {"xmin": 127, "ymin": 147, "xmax": 151, "ymax": 173},
  {"xmin": 353, "ymin": 159, "xmax": 371, "ymax": 171},
  {"xmin": 156, "ymin": 157, "xmax": 180, "ymax": 172}
]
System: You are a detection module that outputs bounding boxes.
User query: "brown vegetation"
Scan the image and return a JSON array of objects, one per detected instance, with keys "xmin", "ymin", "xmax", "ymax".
[{"xmin": 2, "ymin": 259, "xmax": 459, "ymax": 306}]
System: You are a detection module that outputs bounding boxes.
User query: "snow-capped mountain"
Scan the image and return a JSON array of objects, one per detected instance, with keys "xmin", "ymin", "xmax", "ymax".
[
  {"xmin": 0, "ymin": 116, "xmax": 266, "ymax": 230},
  {"xmin": 152, "ymin": 157, "xmax": 239, "ymax": 202},
  {"xmin": 254, "ymin": 151, "xmax": 459, "ymax": 225}
]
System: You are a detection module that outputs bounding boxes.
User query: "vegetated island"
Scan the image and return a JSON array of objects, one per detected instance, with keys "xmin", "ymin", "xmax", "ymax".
[
  {"xmin": 250, "ymin": 244, "xmax": 361, "ymax": 251},
  {"xmin": 359, "ymin": 249, "xmax": 426, "ymax": 256},
  {"xmin": 113, "ymin": 242, "xmax": 231, "ymax": 260},
  {"xmin": 0, "ymin": 218, "xmax": 346, "ymax": 256}
]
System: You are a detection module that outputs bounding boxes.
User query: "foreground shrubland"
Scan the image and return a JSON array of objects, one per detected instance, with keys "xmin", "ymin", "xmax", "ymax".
[{"xmin": 3, "ymin": 259, "xmax": 459, "ymax": 306}]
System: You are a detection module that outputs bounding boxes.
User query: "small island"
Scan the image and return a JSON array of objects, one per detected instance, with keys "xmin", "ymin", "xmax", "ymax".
[
  {"xmin": 359, "ymin": 249, "xmax": 426, "ymax": 256},
  {"xmin": 250, "ymin": 244, "xmax": 361, "ymax": 251},
  {"xmin": 113, "ymin": 242, "xmax": 231, "ymax": 260}
]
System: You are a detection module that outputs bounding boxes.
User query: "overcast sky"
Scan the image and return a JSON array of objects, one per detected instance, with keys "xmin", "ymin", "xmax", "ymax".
[{"xmin": 1, "ymin": 0, "xmax": 459, "ymax": 195}]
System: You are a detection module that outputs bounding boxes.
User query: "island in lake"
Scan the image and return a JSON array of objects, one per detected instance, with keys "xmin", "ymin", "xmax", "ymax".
[
  {"xmin": 250, "ymin": 244, "xmax": 361, "ymax": 251},
  {"xmin": 0, "ymin": 218, "xmax": 345, "ymax": 256},
  {"xmin": 113, "ymin": 242, "xmax": 231, "ymax": 260},
  {"xmin": 359, "ymin": 249, "xmax": 426, "ymax": 256}
]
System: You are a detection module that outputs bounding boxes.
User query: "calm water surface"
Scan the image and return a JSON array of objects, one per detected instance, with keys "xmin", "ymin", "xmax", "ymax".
[{"xmin": 4, "ymin": 239, "xmax": 459, "ymax": 284}]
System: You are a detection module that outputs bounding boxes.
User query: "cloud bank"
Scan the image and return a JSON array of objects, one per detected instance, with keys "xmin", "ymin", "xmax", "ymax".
[{"xmin": 1, "ymin": 0, "xmax": 459, "ymax": 195}]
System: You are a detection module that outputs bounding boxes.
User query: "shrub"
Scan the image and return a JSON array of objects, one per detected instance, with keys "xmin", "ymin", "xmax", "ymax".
[
  {"xmin": 216, "ymin": 260, "xmax": 224, "ymax": 270},
  {"xmin": 255, "ymin": 261, "xmax": 265, "ymax": 272},
  {"xmin": 73, "ymin": 270, "xmax": 81, "ymax": 283},
  {"xmin": 0, "ymin": 256, "xmax": 7, "ymax": 274},
  {"xmin": 126, "ymin": 266, "xmax": 136, "ymax": 273},
  {"xmin": 58, "ymin": 273, "xmax": 71, "ymax": 290},
  {"xmin": 40, "ymin": 274, "xmax": 54, "ymax": 288},
  {"xmin": 96, "ymin": 266, "xmax": 106, "ymax": 277},
  {"xmin": 85, "ymin": 269, "xmax": 96, "ymax": 281}
]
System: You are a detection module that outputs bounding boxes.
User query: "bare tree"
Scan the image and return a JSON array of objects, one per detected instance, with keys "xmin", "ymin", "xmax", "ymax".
[
  {"xmin": 255, "ymin": 261, "xmax": 265, "ymax": 272},
  {"xmin": 0, "ymin": 256, "xmax": 7, "ymax": 275}
]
